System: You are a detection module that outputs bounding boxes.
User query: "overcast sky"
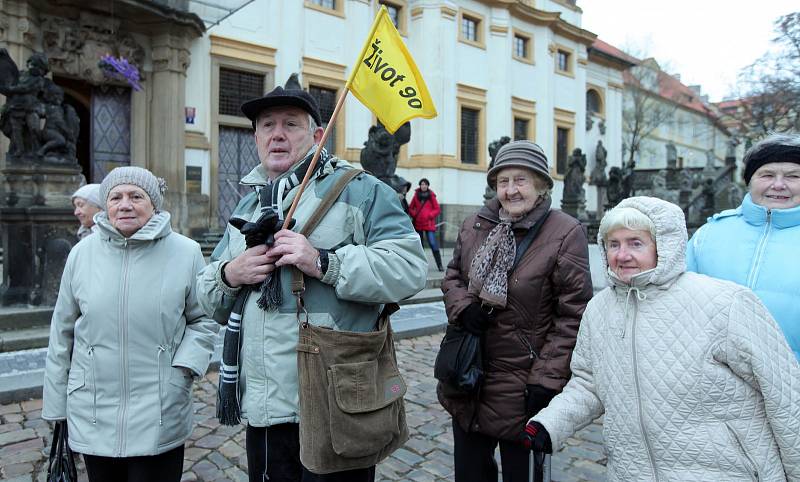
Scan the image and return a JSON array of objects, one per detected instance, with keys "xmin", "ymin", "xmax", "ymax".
[{"xmin": 579, "ymin": 1, "xmax": 798, "ymax": 103}]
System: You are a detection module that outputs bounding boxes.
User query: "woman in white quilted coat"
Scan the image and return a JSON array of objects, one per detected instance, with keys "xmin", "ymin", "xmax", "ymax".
[{"xmin": 522, "ymin": 196, "xmax": 800, "ymax": 481}]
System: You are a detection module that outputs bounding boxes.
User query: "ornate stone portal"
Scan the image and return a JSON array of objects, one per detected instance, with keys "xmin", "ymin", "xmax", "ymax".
[{"xmin": 0, "ymin": 51, "xmax": 83, "ymax": 306}]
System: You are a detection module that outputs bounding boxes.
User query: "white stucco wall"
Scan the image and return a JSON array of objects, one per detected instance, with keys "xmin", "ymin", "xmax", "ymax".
[{"xmin": 184, "ymin": 0, "xmax": 629, "ymax": 216}]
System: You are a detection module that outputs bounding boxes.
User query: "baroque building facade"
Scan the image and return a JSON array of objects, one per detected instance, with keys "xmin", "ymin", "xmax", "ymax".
[
  {"xmin": 1, "ymin": 0, "xmax": 640, "ymax": 242},
  {"xmin": 186, "ymin": 0, "xmax": 630, "ymax": 242}
]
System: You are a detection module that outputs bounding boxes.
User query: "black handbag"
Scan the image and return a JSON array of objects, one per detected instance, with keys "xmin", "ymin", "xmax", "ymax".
[
  {"xmin": 434, "ymin": 324, "xmax": 483, "ymax": 396},
  {"xmin": 47, "ymin": 420, "xmax": 78, "ymax": 482}
]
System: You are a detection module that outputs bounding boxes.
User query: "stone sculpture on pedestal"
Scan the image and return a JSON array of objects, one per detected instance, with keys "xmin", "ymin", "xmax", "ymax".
[
  {"xmin": 0, "ymin": 50, "xmax": 82, "ymax": 306},
  {"xmin": 561, "ymin": 148, "xmax": 587, "ymax": 219},
  {"xmin": 360, "ymin": 121, "xmax": 411, "ymax": 193},
  {"xmin": 483, "ymin": 136, "xmax": 511, "ymax": 203}
]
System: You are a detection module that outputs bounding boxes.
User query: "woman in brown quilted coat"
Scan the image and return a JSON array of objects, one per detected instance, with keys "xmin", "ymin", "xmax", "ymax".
[{"xmin": 438, "ymin": 140, "xmax": 592, "ymax": 482}]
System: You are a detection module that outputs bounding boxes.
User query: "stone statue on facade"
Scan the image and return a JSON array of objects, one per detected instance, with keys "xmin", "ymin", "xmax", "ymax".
[
  {"xmin": 561, "ymin": 148, "xmax": 587, "ymax": 219},
  {"xmin": 678, "ymin": 168, "xmax": 694, "ymax": 192},
  {"xmin": 726, "ymin": 137, "xmax": 738, "ymax": 160},
  {"xmin": 483, "ymin": 136, "xmax": 511, "ymax": 202},
  {"xmin": 621, "ymin": 159, "xmax": 636, "ymax": 199},
  {"xmin": 703, "ymin": 149, "xmax": 717, "ymax": 175},
  {"xmin": 700, "ymin": 177, "xmax": 716, "ymax": 219},
  {"xmin": 0, "ymin": 50, "xmax": 48, "ymax": 158},
  {"xmin": 650, "ymin": 169, "xmax": 678, "ymax": 204},
  {"xmin": 665, "ymin": 142, "xmax": 678, "ymax": 169},
  {"xmin": 677, "ymin": 167, "xmax": 695, "ymax": 210},
  {"xmin": 38, "ymin": 81, "xmax": 80, "ymax": 162},
  {"xmin": 590, "ymin": 140, "xmax": 608, "ymax": 186},
  {"xmin": 606, "ymin": 166, "xmax": 625, "ymax": 208},
  {"xmin": 360, "ymin": 121, "xmax": 411, "ymax": 192},
  {"xmin": 0, "ymin": 50, "xmax": 79, "ymax": 165}
]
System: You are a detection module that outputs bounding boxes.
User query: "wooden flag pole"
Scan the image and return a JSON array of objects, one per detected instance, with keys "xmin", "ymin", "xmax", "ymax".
[{"xmin": 282, "ymin": 86, "xmax": 350, "ymax": 229}]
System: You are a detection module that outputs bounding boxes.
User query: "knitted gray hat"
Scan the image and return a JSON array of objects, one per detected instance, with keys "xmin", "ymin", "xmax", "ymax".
[
  {"xmin": 99, "ymin": 166, "xmax": 166, "ymax": 210},
  {"xmin": 487, "ymin": 140, "xmax": 554, "ymax": 189},
  {"xmin": 71, "ymin": 183, "xmax": 104, "ymax": 210}
]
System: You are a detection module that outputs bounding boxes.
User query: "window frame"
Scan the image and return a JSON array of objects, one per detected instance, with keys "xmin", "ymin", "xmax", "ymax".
[
  {"xmin": 377, "ymin": 0, "xmax": 408, "ymax": 36},
  {"xmin": 457, "ymin": 83, "xmax": 487, "ymax": 168},
  {"xmin": 458, "ymin": 8, "xmax": 486, "ymax": 49},
  {"xmin": 512, "ymin": 28, "xmax": 534, "ymax": 64},
  {"xmin": 301, "ymin": 56, "xmax": 347, "ymax": 159},
  {"xmin": 305, "ymin": 0, "xmax": 345, "ymax": 18},
  {"xmin": 511, "ymin": 96, "xmax": 536, "ymax": 142},
  {"xmin": 586, "ymin": 84, "xmax": 606, "ymax": 118},
  {"xmin": 553, "ymin": 43, "xmax": 575, "ymax": 77},
  {"xmin": 209, "ymin": 35, "xmax": 276, "ymax": 227},
  {"xmin": 553, "ymin": 108, "xmax": 576, "ymax": 179}
]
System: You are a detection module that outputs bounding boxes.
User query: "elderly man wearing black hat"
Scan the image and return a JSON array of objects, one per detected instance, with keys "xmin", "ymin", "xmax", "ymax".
[
  {"xmin": 197, "ymin": 85, "xmax": 427, "ymax": 482},
  {"xmin": 687, "ymin": 133, "xmax": 800, "ymax": 362}
]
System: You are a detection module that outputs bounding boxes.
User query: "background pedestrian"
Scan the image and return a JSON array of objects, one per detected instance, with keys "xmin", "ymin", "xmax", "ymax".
[
  {"xmin": 409, "ymin": 178, "xmax": 444, "ymax": 271},
  {"xmin": 70, "ymin": 183, "xmax": 103, "ymax": 240}
]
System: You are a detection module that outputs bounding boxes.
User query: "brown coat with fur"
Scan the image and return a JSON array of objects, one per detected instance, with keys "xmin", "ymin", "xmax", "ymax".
[{"xmin": 438, "ymin": 197, "xmax": 592, "ymax": 440}]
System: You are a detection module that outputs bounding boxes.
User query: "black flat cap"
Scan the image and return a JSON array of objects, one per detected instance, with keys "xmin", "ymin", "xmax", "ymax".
[{"xmin": 241, "ymin": 86, "xmax": 322, "ymax": 126}]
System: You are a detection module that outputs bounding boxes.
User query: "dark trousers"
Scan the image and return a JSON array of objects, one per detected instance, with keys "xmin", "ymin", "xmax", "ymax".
[
  {"xmin": 417, "ymin": 230, "xmax": 439, "ymax": 251},
  {"xmin": 83, "ymin": 444, "xmax": 184, "ymax": 482},
  {"xmin": 246, "ymin": 423, "xmax": 375, "ymax": 482},
  {"xmin": 452, "ymin": 420, "xmax": 530, "ymax": 482}
]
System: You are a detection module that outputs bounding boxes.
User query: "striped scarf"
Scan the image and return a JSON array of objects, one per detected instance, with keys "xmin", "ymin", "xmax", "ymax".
[{"xmin": 217, "ymin": 147, "xmax": 330, "ymax": 426}]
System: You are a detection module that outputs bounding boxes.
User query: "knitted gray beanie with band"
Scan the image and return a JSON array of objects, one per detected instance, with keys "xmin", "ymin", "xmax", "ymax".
[
  {"xmin": 99, "ymin": 166, "xmax": 166, "ymax": 210},
  {"xmin": 487, "ymin": 140, "xmax": 554, "ymax": 190}
]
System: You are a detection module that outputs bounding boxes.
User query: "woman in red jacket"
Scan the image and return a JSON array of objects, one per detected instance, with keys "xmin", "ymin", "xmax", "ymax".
[{"xmin": 408, "ymin": 178, "xmax": 444, "ymax": 271}]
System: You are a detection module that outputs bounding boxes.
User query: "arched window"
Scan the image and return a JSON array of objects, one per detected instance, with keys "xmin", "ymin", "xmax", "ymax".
[{"xmin": 586, "ymin": 89, "xmax": 603, "ymax": 116}]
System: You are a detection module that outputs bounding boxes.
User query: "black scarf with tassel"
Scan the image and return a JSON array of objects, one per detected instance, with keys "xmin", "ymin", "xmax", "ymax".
[{"xmin": 217, "ymin": 147, "xmax": 331, "ymax": 425}]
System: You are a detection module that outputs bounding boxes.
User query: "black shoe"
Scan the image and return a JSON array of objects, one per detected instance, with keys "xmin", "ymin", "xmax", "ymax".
[{"xmin": 432, "ymin": 250, "xmax": 444, "ymax": 272}]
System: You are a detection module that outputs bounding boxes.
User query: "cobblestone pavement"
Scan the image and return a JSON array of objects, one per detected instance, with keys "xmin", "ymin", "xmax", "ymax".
[{"xmin": 0, "ymin": 333, "xmax": 606, "ymax": 481}]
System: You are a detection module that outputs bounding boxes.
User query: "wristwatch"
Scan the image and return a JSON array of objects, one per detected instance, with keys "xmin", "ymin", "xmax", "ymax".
[{"xmin": 315, "ymin": 249, "xmax": 330, "ymax": 275}]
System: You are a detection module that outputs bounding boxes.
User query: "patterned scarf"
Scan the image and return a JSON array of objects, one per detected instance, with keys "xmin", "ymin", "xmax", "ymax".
[
  {"xmin": 255, "ymin": 147, "xmax": 332, "ymax": 310},
  {"xmin": 217, "ymin": 146, "xmax": 331, "ymax": 426},
  {"xmin": 467, "ymin": 209, "xmax": 522, "ymax": 308}
]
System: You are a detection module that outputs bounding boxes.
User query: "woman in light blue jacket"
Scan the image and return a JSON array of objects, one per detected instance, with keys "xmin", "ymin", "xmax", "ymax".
[
  {"xmin": 687, "ymin": 133, "xmax": 800, "ymax": 361},
  {"xmin": 43, "ymin": 167, "xmax": 218, "ymax": 482}
]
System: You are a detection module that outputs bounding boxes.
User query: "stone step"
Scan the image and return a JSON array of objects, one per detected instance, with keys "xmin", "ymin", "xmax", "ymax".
[
  {"xmin": 425, "ymin": 271, "xmax": 444, "ymax": 290},
  {"xmin": 0, "ymin": 307, "xmax": 53, "ymax": 332},
  {"xmin": 0, "ymin": 327, "xmax": 50, "ymax": 353},
  {"xmin": 400, "ymin": 288, "xmax": 443, "ymax": 306}
]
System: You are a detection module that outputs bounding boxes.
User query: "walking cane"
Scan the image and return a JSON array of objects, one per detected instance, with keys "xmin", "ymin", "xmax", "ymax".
[{"xmin": 529, "ymin": 451, "xmax": 551, "ymax": 482}]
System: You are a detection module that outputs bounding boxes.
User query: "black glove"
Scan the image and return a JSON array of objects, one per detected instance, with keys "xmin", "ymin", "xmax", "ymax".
[
  {"xmin": 229, "ymin": 212, "xmax": 295, "ymax": 248},
  {"xmin": 521, "ymin": 421, "xmax": 552, "ymax": 453},
  {"xmin": 525, "ymin": 384, "xmax": 558, "ymax": 417},
  {"xmin": 459, "ymin": 302, "xmax": 492, "ymax": 335}
]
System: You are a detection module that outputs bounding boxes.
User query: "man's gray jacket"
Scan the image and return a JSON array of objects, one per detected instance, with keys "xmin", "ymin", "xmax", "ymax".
[{"xmin": 197, "ymin": 155, "xmax": 427, "ymax": 427}]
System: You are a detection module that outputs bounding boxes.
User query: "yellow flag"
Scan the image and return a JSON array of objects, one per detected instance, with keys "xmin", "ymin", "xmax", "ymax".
[{"xmin": 347, "ymin": 6, "xmax": 437, "ymax": 134}]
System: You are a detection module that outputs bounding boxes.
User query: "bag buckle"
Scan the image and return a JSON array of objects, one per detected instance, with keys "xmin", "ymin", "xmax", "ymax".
[{"xmin": 295, "ymin": 295, "xmax": 309, "ymax": 328}]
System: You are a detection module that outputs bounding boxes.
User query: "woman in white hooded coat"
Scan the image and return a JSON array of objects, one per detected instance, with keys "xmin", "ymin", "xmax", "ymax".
[{"xmin": 522, "ymin": 196, "xmax": 800, "ymax": 481}]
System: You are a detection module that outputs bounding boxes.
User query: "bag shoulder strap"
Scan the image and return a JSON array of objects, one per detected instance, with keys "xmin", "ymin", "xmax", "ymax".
[
  {"xmin": 511, "ymin": 210, "xmax": 550, "ymax": 271},
  {"xmin": 291, "ymin": 168, "xmax": 364, "ymax": 294}
]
